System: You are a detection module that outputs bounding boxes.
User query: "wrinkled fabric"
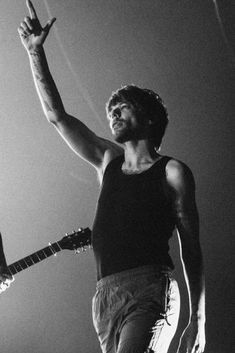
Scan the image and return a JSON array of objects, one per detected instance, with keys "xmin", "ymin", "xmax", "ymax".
[{"xmin": 92, "ymin": 265, "xmax": 180, "ymax": 353}]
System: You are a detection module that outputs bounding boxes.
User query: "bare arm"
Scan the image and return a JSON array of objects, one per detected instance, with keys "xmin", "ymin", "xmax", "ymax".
[
  {"xmin": 18, "ymin": 1, "xmax": 122, "ymax": 174},
  {"xmin": 166, "ymin": 159, "xmax": 205, "ymax": 353}
]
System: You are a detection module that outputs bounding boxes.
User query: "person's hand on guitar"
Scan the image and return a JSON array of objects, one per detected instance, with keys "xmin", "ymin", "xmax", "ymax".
[
  {"xmin": 0, "ymin": 266, "xmax": 14, "ymax": 293},
  {"xmin": 0, "ymin": 233, "xmax": 14, "ymax": 293}
]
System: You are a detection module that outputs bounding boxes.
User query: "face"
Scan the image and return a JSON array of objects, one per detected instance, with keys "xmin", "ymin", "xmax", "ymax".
[{"xmin": 107, "ymin": 102, "xmax": 147, "ymax": 143}]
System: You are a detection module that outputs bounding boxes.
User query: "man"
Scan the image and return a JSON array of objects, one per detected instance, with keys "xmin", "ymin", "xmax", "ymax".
[
  {"xmin": 18, "ymin": 1, "xmax": 206, "ymax": 352},
  {"xmin": 0, "ymin": 233, "xmax": 14, "ymax": 293}
]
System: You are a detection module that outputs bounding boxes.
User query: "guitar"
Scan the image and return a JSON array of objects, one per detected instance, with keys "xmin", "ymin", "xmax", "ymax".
[{"xmin": 7, "ymin": 228, "xmax": 91, "ymax": 276}]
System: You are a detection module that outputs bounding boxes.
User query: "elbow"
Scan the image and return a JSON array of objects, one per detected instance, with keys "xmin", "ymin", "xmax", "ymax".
[{"xmin": 45, "ymin": 109, "xmax": 66, "ymax": 126}]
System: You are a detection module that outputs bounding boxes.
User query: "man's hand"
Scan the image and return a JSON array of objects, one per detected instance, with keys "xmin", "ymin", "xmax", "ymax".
[
  {"xmin": 18, "ymin": 0, "xmax": 56, "ymax": 52},
  {"xmin": 0, "ymin": 265, "xmax": 14, "ymax": 294},
  {"xmin": 177, "ymin": 319, "xmax": 206, "ymax": 353}
]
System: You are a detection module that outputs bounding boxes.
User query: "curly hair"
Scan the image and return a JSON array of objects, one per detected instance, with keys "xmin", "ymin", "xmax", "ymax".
[{"xmin": 106, "ymin": 84, "xmax": 168, "ymax": 149}]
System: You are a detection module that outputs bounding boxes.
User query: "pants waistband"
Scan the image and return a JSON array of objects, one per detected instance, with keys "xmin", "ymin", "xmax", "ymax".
[{"xmin": 96, "ymin": 264, "xmax": 172, "ymax": 290}]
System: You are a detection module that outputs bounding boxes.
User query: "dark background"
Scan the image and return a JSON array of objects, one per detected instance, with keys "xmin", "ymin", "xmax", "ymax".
[{"xmin": 0, "ymin": 1, "xmax": 234, "ymax": 352}]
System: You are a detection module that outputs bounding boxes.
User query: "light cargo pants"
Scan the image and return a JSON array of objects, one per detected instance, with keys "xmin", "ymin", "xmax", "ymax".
[{"xmin": 92, "ymin": 265, "xmax": 180, "ymax": 353}]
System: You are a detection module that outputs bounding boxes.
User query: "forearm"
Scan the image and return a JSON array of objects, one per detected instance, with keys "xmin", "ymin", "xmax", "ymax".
[
  {"xmin": 181, "ymin": 245, "xmax": 206, "ymax": 323},
  {"xmin": 28, "ymin": 46, "xmax": 65, "ymax": 123},
  {"xmin": 168, "ymin": 161, "xmax": 206, "ymax": 350}
]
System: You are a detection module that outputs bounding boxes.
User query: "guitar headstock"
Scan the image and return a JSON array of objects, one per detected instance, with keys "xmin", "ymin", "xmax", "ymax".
[{"xmin": 59, "ymin": 228, "xmax": 92, "ymax": 252}]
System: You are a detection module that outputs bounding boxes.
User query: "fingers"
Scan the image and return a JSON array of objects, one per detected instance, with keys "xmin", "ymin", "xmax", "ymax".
[
  {"xmin": 192, "ymin": 342, "xmax": 205, "ymax": 353},
  {"xmin": 17, "ymin": 26, "xmax": 27, "ymax": 40},
  {"xmin": 0, "ymin": 283, "xmax": 8, "ymax": 293},
  {"xmin": 26, "ymin": 0, "xmax": 38, "ymax": 20},
  {"xmin": 24, "ymin": 16, "xmax": 33, "ymax": 30},
  {"xmin": 43, "ymin": 17, "xmax": 56, "ymax": 33},
  {"xmin": 24, "ymin": 0, "xmax": 56, "ymax": 35},
  {"xmin": 0, "ymin": 276, "xmax": 14, "ymax": 294},
  {"xmin": 0, "ymin": 281, "xmax": 10, "ymax": 293},
  {"xmin": 18, "ymin": 17, "xmax": 33, "ymax": 37}
]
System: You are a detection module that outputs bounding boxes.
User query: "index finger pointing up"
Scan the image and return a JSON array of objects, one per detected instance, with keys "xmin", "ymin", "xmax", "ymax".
[{"xmin": 26, "ymin": 0, "xmax": 38, "ymax": 20}]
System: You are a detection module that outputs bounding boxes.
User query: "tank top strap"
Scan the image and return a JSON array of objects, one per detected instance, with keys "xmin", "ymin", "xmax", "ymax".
[
  {"xmin": 148, "ymin": 155, "xmax": 173, "ymax": 179},
  {"xmin": 158, "ymin": 155, "xmax": 172, "ymax": 170},
  {"xmin": 103, "ymin": 154, "xmax": 124, "ymax": 178}
]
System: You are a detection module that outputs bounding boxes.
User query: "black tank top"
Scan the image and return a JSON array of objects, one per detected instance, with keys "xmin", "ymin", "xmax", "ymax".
[{"xmin": 92, "ymin": 155, "xmax": 175, "ymax": 280}]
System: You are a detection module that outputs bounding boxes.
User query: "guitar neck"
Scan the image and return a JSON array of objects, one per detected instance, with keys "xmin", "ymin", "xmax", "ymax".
[{"xmin": 7, "ymin": 241, "xmax": 62, "ymax": 276}]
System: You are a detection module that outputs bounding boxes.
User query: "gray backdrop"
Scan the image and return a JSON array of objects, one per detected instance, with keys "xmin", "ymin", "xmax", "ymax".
[{"xmin": 0, "ymin": 1, "xmax": 234, "ymax": 352}]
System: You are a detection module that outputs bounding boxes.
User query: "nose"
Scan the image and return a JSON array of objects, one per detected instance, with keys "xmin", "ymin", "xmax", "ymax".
[{"xmin": 111, "ymin": 108, "xmax": 121, "ymax": 120}]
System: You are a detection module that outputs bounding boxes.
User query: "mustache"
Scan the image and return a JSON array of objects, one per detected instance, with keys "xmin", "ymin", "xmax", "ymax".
[{"xmin": 112, "ymin": 119, "xmax": 125, "ymax": 127}]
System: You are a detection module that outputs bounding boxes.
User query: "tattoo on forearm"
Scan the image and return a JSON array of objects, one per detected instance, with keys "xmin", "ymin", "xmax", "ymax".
[
  {"xmin": 43, "ymin": 100, "xmax": 53, "ymax": 112},
  {"xmin": 29, "ymin": 50, "xmax": 63, "ymax": 112}
]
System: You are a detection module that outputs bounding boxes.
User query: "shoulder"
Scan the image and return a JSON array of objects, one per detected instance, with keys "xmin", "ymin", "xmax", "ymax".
[{"xmin": 165, "ymin": 158, "xmax": 195, "ymax": 193}]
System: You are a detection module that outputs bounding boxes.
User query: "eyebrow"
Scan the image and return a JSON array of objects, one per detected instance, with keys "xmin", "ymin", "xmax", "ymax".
[{"xmin": 110, "ymin": 102, "xmax": 129, "ymax": 111}]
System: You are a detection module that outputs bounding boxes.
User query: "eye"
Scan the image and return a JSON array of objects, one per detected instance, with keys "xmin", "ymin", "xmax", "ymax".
[{"xmin": 108, "ymin": 103, "xmax": 129, "ymax": 120}]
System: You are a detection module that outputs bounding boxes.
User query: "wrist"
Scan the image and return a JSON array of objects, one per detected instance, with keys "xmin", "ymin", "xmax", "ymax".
[{"xmin": 27, "ymin": 45, "xmax": 44, "ymax": 55}]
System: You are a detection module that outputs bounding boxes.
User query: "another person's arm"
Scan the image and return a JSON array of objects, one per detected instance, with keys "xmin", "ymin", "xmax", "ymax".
[
  {"xmin": 166, "ymin": 160, "xmax": 206, "ymax": 353},
  {"xmin": 0, "ymin": 233, "xmax": 14, "ymax": 293},
  {"xmin": 18, "ymin": 1, "xmax": 122, "ymax": 177}
]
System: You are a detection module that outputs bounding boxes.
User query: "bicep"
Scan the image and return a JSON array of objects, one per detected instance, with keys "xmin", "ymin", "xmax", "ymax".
[
  {"xmin": 53, "ymin": 113, "xmax": 122, "ymax": 169},
  {"xmin": 166, "ymin": 160, "xmax": 200, "ymax": 247}
]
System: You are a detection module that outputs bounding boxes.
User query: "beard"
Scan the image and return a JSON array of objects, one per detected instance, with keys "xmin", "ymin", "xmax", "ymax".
[
  {"xmin": 114, "ymin": 129, "xmax": 132, "ymax": 143},
  {"xmin": 113, "ymin": 122, "xmax": 146, "ymax": 143}
]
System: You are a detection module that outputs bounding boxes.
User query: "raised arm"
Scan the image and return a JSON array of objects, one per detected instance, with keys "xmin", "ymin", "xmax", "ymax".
[
  {"xmin": 166, "ymin": 160, "xmax": 206, "ymax": 353},
  {"xmin": 18, "ymin": 0, "xmax": 122, "ymax": 175}
]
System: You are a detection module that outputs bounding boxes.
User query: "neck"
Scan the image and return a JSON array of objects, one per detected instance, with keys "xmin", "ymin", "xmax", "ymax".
[{"xmin": 122, "ymin": 139, "xmax": 160, "ymax": 169}]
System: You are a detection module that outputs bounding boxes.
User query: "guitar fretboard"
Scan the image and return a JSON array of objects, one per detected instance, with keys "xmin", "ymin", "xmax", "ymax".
[{"xmin": 8, "ymin": 241, "xmax": 62, "ymax": 276}]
